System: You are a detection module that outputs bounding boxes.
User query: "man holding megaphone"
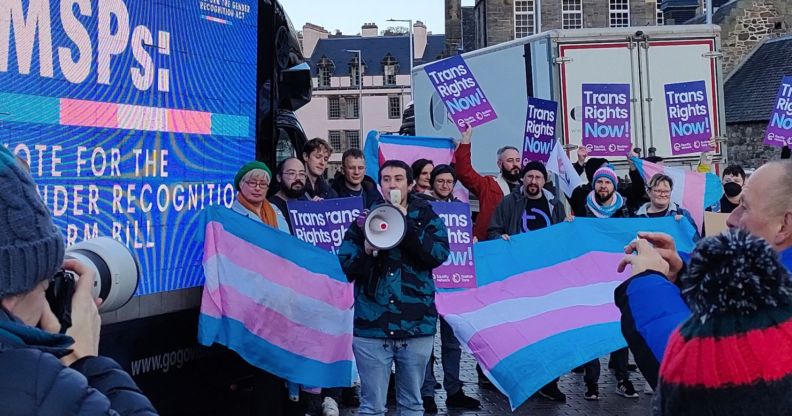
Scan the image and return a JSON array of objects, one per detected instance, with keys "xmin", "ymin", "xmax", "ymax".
[{"xmin": 338, "ymin": 160, "xmax": 450, "ymax": 416}]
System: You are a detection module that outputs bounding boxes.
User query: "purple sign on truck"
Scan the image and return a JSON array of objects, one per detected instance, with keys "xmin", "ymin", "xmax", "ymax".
[
  {"xmin": 522, "ymin": 97, "xmax": 558, "ymax": 164},
  {"xmin": 424, "ymin": 55, "xmax": 497, "ymax": 132},
  {"xmin": 765, "ymin": 76, "xmax": 792, "ymax": 148},
  {"xmin": 665, "ymin": 80, "xmax": 712, "ymax": 155},
  {"xmin": 287, "ymin": 197, "xmax": 363, "ymax": 255},
  {"xmin": 582, "ymin": 83, "xmax": 632, "ymax": 156},
  {"xmin": 430, "ymin": 201, "xmax": 476, "ymax": 289}
]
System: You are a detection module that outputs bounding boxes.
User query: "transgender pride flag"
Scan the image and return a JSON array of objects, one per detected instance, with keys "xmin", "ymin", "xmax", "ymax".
[
  {"xmin": 363, "ymin": 131, "xmax": 468, "ymax": 200},
  {"xmin": 437, "ymin": 217, "xmax": 697, "ymax": 410},
  {"xmin": 363, "ymin": 131, "xmax": 456, "ymax": 182},
  {"xmin": 631, "ymin": 156, "xmax": 722, "ymax": 231},
  {"xmin": 198, "ymin": 206, "xmax": 355, "ymax": 387}
]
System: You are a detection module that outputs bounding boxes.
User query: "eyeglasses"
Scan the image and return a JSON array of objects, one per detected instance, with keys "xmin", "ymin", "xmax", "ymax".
[
  {"xmin": 244, "ymin": 180, "xmax": 269, "ymax": 189},
  {"xmin": 651, "ymin": 189, "xmax": 671, "ymax": 196},
  {"xmin": 435, "ymin": 179, "xmax": 455, "ymax": 186},
  {"xmin": 282, "ymin": 171, "xmax": 306, "ymax": 179}
]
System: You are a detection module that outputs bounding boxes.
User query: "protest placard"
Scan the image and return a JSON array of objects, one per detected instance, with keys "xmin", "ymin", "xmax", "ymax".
[
  {"xmin": 582, "ymin": 83, "xmax": 632, "ymax": 156},
  {"xmin": 522, "ymin": 97, "xmax": 558, "ymax": 164},
  {"xmin": 765, "ymin": 76, "xmax": 792, "ymax": 148},
  {"xmin": 424, "ymin": 55, "xmax": 497, "ymax": 132},
  {"xmin": 430, "ymin": 201, "xmax": 476, "ymax": 289},
  {"xmin": 664, "ymin": 80, "xmax": 712, "ymax": 155},
  {"xmin": 287, "ymin": 197, "xmax": 363, "ymax": 254},
  {"xmin": 704, "ymin": 212, "xmax": 730, "ymax": 236}
]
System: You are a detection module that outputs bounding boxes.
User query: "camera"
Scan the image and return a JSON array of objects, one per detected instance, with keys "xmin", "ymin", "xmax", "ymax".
[{"xmin": 46, "ymin": 237, "xmax": 141, "ymax": 330}]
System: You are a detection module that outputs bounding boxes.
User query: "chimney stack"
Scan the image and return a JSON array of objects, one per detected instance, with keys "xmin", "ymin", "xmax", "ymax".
[
  {"xmin": 413, "ymin": 21, "xmax": 428, "ymax": 60},
  {"xmin": 361, "ymin": 22, "xmax": 379, "ymax": 37},
  {"xmin": 301, "ymin": 23, "xmax": 328, "ymax": 58}
]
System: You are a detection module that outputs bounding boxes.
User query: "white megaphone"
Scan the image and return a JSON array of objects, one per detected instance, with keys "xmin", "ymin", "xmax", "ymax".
[{"xmin": 364, "ymin": 190, "xmax": 407, "ymax": 251}]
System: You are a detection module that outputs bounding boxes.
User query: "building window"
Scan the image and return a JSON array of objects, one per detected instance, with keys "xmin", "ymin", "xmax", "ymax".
[
  {"xmin": 344, "ymin": 96, "xmax": 359, "ymax": 119},
  {"xmin": 349, "ymin": 56, "xmax": 364, "ymax": 87},
  {"xmin": 388, "ymin": 96, "xmax": 402, "ymax": 119},
  {"xmin": 328, "ymin": 131, "xmax": 342, "ymax": 151},
  {"xmin": 514, "ymin": 0, "xmax": 535, "ymax": 39},
  {"xmin": 609, "ymin": 0, "xmax": 630, "ymax": 28},
  {"xmin": 328, "ymin": 96, "xmax": 341, "ymax": 119},
  {"xmin": 317, "ymin": 56, "xmax": 334, "ymax": 88},
  {"xmin": 562, "ymin": 0, "xmax": 583, "ymax": 29},
  {"xmin": 656, "ymin": 1, "xmax": 664, "ymax": 26},
  {"xmin": 345, "ymin": 130, "xmax": 360, "ymax": 150},
  {"xmin": 382, "ymin": 54, "xmax": 399, "ymax": 86}
]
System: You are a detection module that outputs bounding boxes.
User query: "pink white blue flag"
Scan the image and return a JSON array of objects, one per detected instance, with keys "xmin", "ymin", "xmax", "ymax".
[
  {"xmin": 437, "ymin": 217, "xmax": 697, "ymax": 410},
  {"xmin": 198, "ymin": 206, "xmax": 355, "ymax": 387}
]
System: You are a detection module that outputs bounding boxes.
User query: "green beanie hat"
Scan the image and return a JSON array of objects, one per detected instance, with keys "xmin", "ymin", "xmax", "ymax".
[{"xmin": 234, "ymin": 161, "xmax": 272, "ymax": 190}]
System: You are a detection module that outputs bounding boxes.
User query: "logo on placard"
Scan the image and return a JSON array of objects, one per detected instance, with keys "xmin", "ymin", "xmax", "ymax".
[
  {"xmin": 452, "ymin": 273, "xmax": 462, "ymax": 284},
  {"xmin": 608, "ymin": 144, "xmax": 617, "ymax": 153}
]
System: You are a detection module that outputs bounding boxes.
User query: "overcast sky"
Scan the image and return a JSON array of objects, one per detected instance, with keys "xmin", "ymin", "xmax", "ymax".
[{"xmin": 279, "ymin": 0, "xmax": 476, "ymax": 35}]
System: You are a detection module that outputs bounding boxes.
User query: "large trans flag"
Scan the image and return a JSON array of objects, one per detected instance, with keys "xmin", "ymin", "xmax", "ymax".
[
  {"xmin": 198, "ymin": 206, "xmax": 355, "ymax": 387},
  {"xmin": 437, "ymin": 217, "xmax": 697, "ymax": 409}
]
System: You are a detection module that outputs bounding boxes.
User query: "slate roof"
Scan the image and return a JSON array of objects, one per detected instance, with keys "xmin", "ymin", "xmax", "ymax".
[
  {"xmin": 307, "ymin": 34, "xmax": 447, "ymax": 76},
  {"xmin": 685, "ymin": 0, "xmax": 739, "ymax": 24},
  {"xmin": 725, "ymin": 35, "xmax": 792, "ymax": 123}
]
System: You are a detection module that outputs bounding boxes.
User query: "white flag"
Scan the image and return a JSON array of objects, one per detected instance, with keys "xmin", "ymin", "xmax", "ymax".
[{"xmin": 546, "ymin": 141, "xmax": 583, "ymax": 198}]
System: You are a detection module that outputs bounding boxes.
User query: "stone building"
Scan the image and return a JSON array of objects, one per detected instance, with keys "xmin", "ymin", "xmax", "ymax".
[
  {"xmin": 468, "ymin": 0, "xmax": 664, "ymax": 49},
  {"xmin": 687, "ymin": 0, "xmax": 791, "ymax": 76},
  {"xmin": 723, "ymin": 35, "xmax": 792, "ymax": 168}
]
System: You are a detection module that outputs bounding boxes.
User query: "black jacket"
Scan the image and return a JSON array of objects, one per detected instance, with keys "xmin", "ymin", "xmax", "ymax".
[
  {"xmin": 304, "ymin": 175, "xmax": 338, "ymax": 200},
  {"xmin": 0, "ymin": 309, "xmax": 157, "ymax": 416},
  {"xmin": 487, "ymin": 189, "xmax": 567, "ymax": 240},
  {"xmin": 331, "ymin": 174, "xmax": 384, "ymax": 210}
]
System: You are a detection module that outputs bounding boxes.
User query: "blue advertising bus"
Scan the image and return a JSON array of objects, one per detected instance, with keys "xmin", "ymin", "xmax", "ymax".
[{"xmin": 0, "ymin": 0, "xmax": 310, "ymax": 412}]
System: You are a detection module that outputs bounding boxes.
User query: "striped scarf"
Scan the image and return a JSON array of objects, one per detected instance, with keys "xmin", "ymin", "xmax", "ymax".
[{"xmin": 586, "ymin": 191, "xmax": 625, "ymax": 218}]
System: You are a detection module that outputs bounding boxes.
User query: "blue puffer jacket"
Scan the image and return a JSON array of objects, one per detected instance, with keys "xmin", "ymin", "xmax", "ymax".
[
  {"xmin": 615, "ymin": 247, "xmax": 792, "ymax": 389},
  {"xmin": 0, "ymin": 308, "xmax": 157, "ymax": 416}
]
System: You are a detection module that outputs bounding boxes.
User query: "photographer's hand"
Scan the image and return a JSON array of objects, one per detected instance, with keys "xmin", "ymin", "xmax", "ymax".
[{"xmin": 60, "ymin": 259, "xmax": 102, "ymax": 367}]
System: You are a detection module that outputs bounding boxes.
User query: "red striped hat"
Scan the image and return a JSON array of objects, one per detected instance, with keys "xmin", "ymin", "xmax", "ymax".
[{"xmin": 655, "ymin": 229, "xmax": 792, "ymax": 416}]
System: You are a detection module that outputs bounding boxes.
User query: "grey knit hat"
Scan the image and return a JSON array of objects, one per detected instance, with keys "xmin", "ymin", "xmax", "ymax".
[{"xmin": 0, "ymin": 146, "xmax": 64, "ymax": 298}]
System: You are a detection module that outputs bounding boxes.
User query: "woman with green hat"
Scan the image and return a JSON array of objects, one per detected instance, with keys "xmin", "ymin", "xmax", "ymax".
[{"xmin": 232, "ymin": 161, "xmax": 289, "ymax": 232}]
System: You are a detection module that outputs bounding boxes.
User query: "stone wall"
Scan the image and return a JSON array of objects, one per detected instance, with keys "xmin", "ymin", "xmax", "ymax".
[
  {"xmin": 726, "ymin": 122, "xmax": 786, "ymax": 168},
  {"xmin": 720, "ymin": 0, "xmax": 791, "ymax": 76}
]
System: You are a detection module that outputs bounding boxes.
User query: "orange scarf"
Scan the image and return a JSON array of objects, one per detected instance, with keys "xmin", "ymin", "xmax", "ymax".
[{"xmin": 237, "ymin": 193, "xmax": 278, "ymax": 228}]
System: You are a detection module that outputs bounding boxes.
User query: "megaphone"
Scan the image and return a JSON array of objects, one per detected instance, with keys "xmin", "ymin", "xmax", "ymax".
[{"xmin": 364, "ymin": 204, "xmax": 407, "ymax": 251}]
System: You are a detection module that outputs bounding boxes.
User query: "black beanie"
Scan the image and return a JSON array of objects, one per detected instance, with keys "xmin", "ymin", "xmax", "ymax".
[
  {"xmin": 585, "ymin": 157, "xmax": 608, "ymax": 183},
  {"xmin": 520, "ymin": 161, "xmax": 547, "ymax": 180}
]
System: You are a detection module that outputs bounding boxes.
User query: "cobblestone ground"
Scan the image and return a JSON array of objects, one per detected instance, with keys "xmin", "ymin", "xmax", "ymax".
[{"xmin": 341, "ymin": 339, "xmax": 653, "ymax": 416}]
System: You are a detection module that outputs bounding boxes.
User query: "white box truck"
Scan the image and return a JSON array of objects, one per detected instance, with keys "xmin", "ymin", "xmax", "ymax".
[{"xmin": 412, "ymin": 25, "xmax": 727, "ymax": 176}]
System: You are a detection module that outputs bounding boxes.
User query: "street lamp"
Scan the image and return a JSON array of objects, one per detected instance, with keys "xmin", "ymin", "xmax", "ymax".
[
  {"xmin": 386, "ymin": 18, "xmax": 414, "ymax": 93},
  {"xmin": 346, "ymin": 49, "xmax": 364, "ymax": 141}
]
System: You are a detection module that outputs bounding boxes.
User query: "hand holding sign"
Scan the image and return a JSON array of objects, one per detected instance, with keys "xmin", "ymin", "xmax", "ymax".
[{"xmin": 424, "ymin": 56, "xmax": 498, "ymax": 132}]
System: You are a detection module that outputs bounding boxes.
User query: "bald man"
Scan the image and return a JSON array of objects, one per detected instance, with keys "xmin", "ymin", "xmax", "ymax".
[{"xmin": 614, "ymin": 161, "xmax": 792, "ymax": 389}]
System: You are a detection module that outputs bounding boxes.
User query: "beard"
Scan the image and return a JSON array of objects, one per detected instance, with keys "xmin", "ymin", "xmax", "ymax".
[
  {"xmin": 501, "ymin": 167, "xmax": 520, "ymax": 183},
  {"xmin": 525, "ymin": 184, "xmax": 541, "ymax": 197},
  {"xmin": 283, "ymin": 182, "xmax": 304, "ymax": 199},
  {"xmin": 595, "ymin": 189, "xmax": 615, "ymax": 204}
]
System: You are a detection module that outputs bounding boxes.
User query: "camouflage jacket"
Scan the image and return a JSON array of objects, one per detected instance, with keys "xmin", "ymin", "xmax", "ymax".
[{"xmin": 338, "ymin": 195, "xmax": 450, "ymax": 339}]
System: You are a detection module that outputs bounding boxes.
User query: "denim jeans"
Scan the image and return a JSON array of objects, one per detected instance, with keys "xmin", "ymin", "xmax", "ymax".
[
  {"xmin": 421, "ymin": 318, "xmax": 463, "ymax": 397},
  {"xmin": 353, "ymin": 336, "xmax": 434, "ymax": 416}
]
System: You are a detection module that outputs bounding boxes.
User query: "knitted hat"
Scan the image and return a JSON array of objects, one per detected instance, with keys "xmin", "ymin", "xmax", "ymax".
[
  {"xmin": 655, "ymin": 229, "xmax": 792, "ymax": 416},
  {"xmin": 430, "ymin": 164, "xmax": 456, "ymax": 186},
  {"xmin": 520, "ymin": 161, "xmax": 548, "ymax": 180},
  {"xmin": 592, "ymin": 165, "xmax": 618, "ymax": 186},
  {"xmin": 234, "ymin": 161, "xmax": 272, "ymax": 190},
  {"xmin": 0, "ymin": 146, "xmax": 65, "ymax": 298}
]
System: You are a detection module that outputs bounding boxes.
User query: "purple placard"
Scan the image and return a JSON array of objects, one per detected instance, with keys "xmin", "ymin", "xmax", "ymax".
[
  {"xmin": 765, "ymin": 76, "xmax": 792, "ymax": 148},
  {"xmin": 287, "ymin": 197, "xmax": 363, "ymax": 254},
  {"xmin": 582, "ymin": 83, "xmax": 632, "ymax": 156},
  {"xmin": 522, "ymin": 97, "xmax": 558, "ymax": 164},
  {"xmin": 430, "ymin": 201, "xmax": 476, "ymax": 289},
  {"xmin": 424, "ymin": 55, "xmax": 497, "ymax": 132},
  {"xmin": 665, "ymin": 81, "xmax": 712, "ymax": 155}
]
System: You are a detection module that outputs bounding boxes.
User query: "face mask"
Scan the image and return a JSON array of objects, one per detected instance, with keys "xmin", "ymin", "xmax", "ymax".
[{"xmin": 723, "ymin": 182, "xmax": 742, "ymax": 198}]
